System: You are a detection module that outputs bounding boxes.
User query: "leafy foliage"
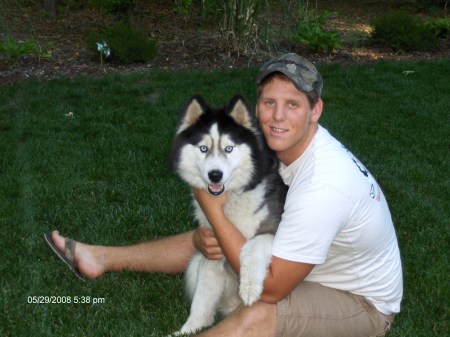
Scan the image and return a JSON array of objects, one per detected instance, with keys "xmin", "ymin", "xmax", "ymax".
[
  {"xmin": 371, "ymin": 11, "xmax": 438, "ymax": 51},
  {"xmin": 87, "ymin": 23, "xmax": 158, "ymax": 65},
  {"xmin": 426, "ymin": 17, "xmax": 450, "ymax": 39},
  {"xmin": 0, "ymin": 35, "xmax": 37, "ymax": 65},
  {"xmin": 292, "ymin": 9, "xmax": 343, "ymax": 53},
  {"xmin": 0, "ymin": 35, "xmax": 52, "ymax": 65}
]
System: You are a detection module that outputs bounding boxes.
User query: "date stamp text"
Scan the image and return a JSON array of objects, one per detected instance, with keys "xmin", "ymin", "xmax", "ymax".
[{"xmin": 27, "ymin": 295, "xmax": 106, "ymax": 305}]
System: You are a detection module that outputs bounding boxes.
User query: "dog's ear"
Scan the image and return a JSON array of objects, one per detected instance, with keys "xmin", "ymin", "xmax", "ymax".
[
  {"xmin": 228, "ymin": 95, "xmax": 253, "ymax": 130},
  {"xmin": 177, "ymin": 95, "xmax": 206, "ymax": 134}
]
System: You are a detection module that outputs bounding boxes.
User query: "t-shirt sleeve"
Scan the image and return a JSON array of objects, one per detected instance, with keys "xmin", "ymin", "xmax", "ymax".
[{"xmin": 272, "ymin": 183, "xmax": 353, "ymax": 264}]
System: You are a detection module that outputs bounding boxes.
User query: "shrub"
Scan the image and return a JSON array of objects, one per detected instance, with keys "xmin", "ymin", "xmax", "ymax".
[
  {"xmin": 87, "ymin": 23, "xmax": 158, "ymax": 65},
  {"xmin": 371, "ymin": 11, "xmax": 438, "ymax": 51},
  {"xmin": 292, "ymin": 9, "xmax": 343, "ymax": 53},
  {"xmin": 426, "ymin": 17, "xmax": 450, "ymax": 39}
]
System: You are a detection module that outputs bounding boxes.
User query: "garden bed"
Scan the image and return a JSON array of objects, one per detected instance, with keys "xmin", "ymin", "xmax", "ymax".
[{"xmin": 1, "ymin": 1, "xmax": 449, "ymax": 85}]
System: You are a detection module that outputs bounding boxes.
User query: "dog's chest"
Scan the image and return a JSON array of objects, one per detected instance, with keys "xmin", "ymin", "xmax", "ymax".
[{"xmin": 225, "ymin": 190, "xmax": 268, "ymax": 238}]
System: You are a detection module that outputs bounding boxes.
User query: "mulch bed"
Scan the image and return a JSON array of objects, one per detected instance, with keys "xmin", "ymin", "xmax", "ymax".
[{"xmin": 1, "ymin": 3, "xmax": 449, "ymax": 86}]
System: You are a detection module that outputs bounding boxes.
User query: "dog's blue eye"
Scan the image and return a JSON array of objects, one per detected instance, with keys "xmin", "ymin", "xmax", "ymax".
[
  {"xmin": 224, "ymin": 146, "xmax": 233, "ymax": 153},
  {"xmin": 199, "ymin": 145, "xmax": 208, "ymax": 153}
]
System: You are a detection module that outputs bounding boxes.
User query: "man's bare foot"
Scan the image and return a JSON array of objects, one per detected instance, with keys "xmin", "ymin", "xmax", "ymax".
[{"xmin": 50, "ymin": 230, "xmax": 107, "ymax": 279}]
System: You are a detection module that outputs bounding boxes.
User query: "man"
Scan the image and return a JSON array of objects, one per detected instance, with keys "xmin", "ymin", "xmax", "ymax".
[{"xmin": 45, "ymin": 53, "xmax": 403, "ymax": 336}]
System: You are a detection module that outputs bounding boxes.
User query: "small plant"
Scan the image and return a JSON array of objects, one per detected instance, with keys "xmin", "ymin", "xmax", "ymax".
[
  {"xmin": 371, "ymin": 11, "xmax": 438, "ymax": 51},
  {"xmin": 0, "ymin": 35, "xmax": 53, "ymax": 66},
  {"xmin": 87, "ymin": 23, "xmax": 158, "ymax": 65},
  {"xmin": 0, "ymin": 35, "xmax": 36, "ymax": 65},
  {"xmin": 292, "ymin": 9, "xmax": 343, "ymax": 53},
  {"xmin": 96, "ymin": 41, "xmax": 111, "ymax": 65}
]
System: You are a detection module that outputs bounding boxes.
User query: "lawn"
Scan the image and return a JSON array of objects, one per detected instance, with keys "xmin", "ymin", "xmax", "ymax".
[{"xmin": 0, "ymin": 60, "xmax": 449, "ymax": 336}]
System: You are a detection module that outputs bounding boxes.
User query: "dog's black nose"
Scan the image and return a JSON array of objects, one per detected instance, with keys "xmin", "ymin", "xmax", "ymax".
[{"xmin": 208, "ymin": 170, "xmax": 223, "ymax": 183}]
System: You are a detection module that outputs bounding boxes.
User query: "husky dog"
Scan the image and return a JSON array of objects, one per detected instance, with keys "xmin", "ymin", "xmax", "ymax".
[{"xmin": 169, "ymin": 95, "xmax": 287, "ymax": 335}]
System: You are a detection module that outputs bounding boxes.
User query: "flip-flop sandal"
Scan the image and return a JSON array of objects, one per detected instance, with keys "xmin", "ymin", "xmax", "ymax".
[{"xmin": 43, "ymin": 233, "xmax": 86, "ymax": 281}]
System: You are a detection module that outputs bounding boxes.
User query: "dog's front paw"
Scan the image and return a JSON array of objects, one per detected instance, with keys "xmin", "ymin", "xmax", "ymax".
[
  {"xmin": 239, "ymin": 275, "xmax": 263, "ymax": 306},
  {"xmin": 168, "ymin": 328, "xmax": 193, "ymax": 337},
  {"xmin": 239, "ymin": 236, "xmax": 273, "ymax": 306}
]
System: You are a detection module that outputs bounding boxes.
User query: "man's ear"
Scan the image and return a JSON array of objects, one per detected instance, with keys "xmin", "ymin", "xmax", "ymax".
[{"xmin": 311, "ymin": 98, "xmax": 323, "ymax": 123}]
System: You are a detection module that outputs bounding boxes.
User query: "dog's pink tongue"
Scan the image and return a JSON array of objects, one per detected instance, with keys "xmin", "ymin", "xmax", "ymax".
[
  {"xmin": 208, "ymin": 184, "xmax": 225, "ymax": 196},
  {"xmin": 209, "ymin": 184, "xmax": 224, "ymax": 193}
]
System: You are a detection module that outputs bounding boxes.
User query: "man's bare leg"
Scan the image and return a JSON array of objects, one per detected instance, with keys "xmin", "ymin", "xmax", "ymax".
[
  {"xmin": 50, "ymin": 230, "xmax": 197, "ymax": 279},
  {"xmin": 195, "ymin": 302, "xmax": 277, "ymax": 337}
]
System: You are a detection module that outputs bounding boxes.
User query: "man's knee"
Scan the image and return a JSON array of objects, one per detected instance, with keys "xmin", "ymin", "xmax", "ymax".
[{"xmin": 238, "ymin": 301, "xmax": 277, "ymax": 337}]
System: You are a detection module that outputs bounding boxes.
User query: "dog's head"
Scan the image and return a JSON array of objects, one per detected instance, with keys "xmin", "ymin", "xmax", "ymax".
[{"xmin": 170, "ymin": 95, "xmax": 265, "ymax": 196}]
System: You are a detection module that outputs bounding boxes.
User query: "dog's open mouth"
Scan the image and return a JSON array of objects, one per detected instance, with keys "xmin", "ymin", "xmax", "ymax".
[{"xmin": 208, "ymin": 184, "xmax": 225, "ymax": 196}]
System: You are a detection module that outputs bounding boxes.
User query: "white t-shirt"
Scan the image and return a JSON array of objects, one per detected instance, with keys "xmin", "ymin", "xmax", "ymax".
[{"xmin": 272, "ymin": 125, "xmax": 403, "ymax": 315}]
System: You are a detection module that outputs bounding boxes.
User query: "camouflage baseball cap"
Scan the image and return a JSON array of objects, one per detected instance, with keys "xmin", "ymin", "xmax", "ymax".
[{"xmin": 257, "ymin": 53, "xmax": 323, "ymax": 96}]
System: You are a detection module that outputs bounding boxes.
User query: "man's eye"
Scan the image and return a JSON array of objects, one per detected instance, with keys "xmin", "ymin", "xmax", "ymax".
[{"xmin": 199, "ymin": 145, "xmax": 208, "ymax": 153}]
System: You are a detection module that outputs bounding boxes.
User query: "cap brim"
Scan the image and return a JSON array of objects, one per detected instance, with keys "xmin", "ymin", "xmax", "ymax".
[{"xmin": 256, "ymin": 68, "xmax": 312, "ymax": 93}]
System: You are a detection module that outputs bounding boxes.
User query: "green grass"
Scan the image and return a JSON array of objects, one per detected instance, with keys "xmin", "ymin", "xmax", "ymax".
[{"xmin": 0, "ymin": 60, "xmax": 449, "ymax": 336}]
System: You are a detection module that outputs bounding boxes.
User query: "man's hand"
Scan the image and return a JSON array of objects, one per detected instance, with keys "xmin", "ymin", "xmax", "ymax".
[
  {"xmin": 192, "ymin": 188, "xmax": 245, "ymax": 273},
  {"xmin": 192, "ymin": 188, "xmax": 227, "ymax": 220},
  {"xmin": 193, "ymin": 227, "xmax": 224, "ymax": 260}
]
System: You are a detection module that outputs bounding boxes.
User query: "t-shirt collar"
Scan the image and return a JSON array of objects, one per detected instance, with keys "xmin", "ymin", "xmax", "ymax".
[{"xmin": 278, "ymin": 125, "xmax": 322, "ymax": 185}]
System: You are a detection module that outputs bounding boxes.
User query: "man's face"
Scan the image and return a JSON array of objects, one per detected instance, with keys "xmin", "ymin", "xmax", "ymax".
[{"xmin": 256, "ymin": 77, "xmax": 322, "ymax": 166}]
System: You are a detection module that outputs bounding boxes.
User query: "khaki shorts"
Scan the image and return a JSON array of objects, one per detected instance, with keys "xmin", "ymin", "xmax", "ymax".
[{"xmin": 275, "ymin": 282, "xmax": 395, "ymax": 337}]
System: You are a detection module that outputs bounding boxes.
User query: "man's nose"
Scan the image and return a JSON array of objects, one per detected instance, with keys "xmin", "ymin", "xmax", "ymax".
[{"xmin": 273, "ymin": 104, "xmax": 286, "ymax": 121}]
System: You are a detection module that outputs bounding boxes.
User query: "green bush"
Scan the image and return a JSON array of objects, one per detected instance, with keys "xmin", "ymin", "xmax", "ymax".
[
  {"xmin": 292, "ymin": 9, "xmax": 343, "ymax": 53},
  {"xmin": 426, "ymin": 17, "xmax": 450, "ymax": 39},
  {"xmin": 87, "ymin": 23, "xmax": 158, "ymax": 65},
  {"xmin": 371, "ymin": 11, "xmax": 438, "ymax": 51}
]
